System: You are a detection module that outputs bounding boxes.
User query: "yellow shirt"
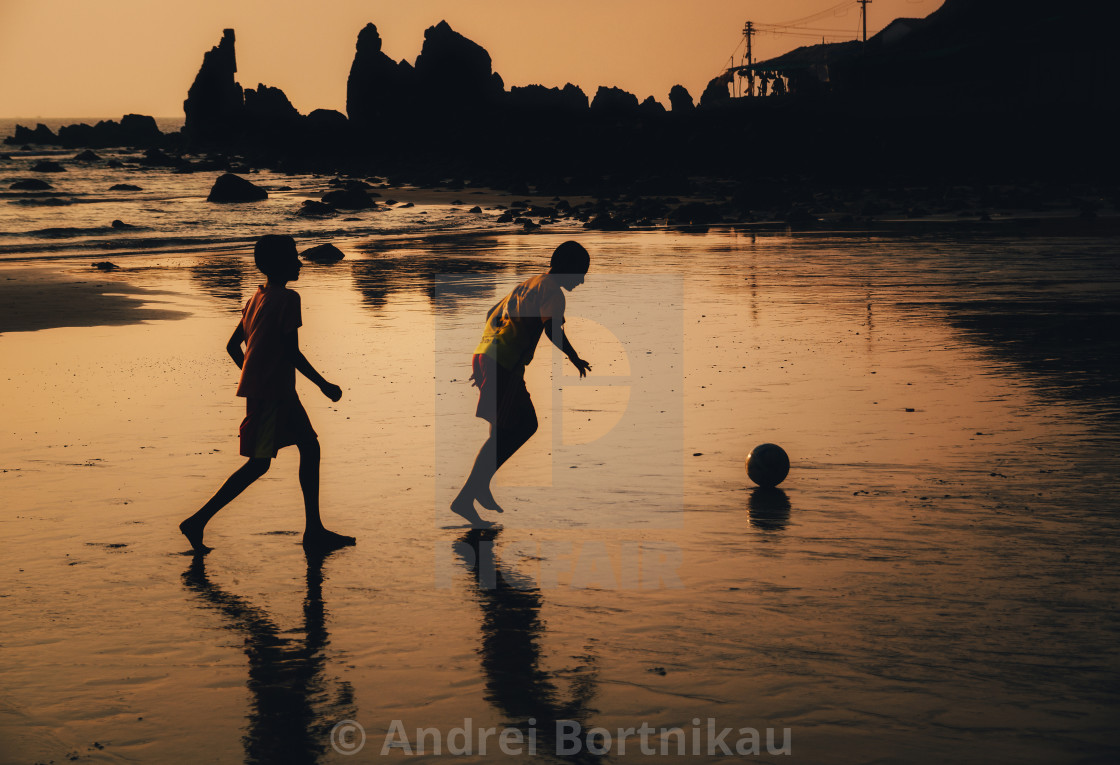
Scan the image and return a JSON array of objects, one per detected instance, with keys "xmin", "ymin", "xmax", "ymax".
[{"xmin": 474, "ymin": 274, "xmax": 566, "ymax": 371}]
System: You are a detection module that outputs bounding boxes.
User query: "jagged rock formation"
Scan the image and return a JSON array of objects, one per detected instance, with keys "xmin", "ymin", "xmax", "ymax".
[
  {"xmin": 346, "ymin": 23, "xmax": 415, "ymax": 134},
  {"xmin": 4, "ymin": 123, "xmax": 58, "ymax": 145},
  {"xmin": 507, "ymin": 83, "xmax": 588, "ymax": 113},
  {"xmin": 590, "ymin": 86, "xmax": 640, "ymax": 114},
  {"xmin": 244, "ymin": 85, "xmax": 302, "ymax": 138},
  {"xmin": 414, "ymin": 20, "xmax": 504, "ymax": 115},
  {"xmin": 668, "ymin": 85, "xmax": 694, "ymax": 112},
  {"xmin": 4, "ymin": 115, "xmax": 163, "ymax": 149},
  {"xmin": 183, "ymin": 29, "xmax": 245, "ymax": 144},
  {"xmin": 698, "ymin": 73, "xmax": 732, "ymax": 108},
  {"xmin": 640, "ymin": 96, "xmax": 666, "ymax": 116}
]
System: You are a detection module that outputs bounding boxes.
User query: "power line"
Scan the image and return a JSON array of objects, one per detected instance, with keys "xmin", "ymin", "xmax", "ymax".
[
  {"xmin": 756, "ymin": 24, "xmax": 860, "ymax": 34},
  {"xmin": 767, "ymin": 0, "xmax": 857, "ymax": 29}
]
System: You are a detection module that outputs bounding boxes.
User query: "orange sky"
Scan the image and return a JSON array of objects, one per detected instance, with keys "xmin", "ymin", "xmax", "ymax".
[{"xmin": 0, "ymin": 0, "xmax": 944, "ymax": 118}]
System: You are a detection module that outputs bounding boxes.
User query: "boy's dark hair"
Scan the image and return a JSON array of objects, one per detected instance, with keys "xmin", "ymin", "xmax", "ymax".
[
  {"xmin": 550, "ymin": 240, "xmax": 590, "ymax": 274},
  {"xmin": 254, "ymin": 234, "xmax": 297, "ymax": 276}
]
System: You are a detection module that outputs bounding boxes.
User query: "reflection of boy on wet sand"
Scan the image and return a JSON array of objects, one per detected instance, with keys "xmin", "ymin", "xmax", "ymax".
[
  {"xmin": 180, "ymin": 235, "xmax": 354, "ymax": 553},
  {"xmin": 452, "ymin": 241, "xmax": 592, "ymax": 527}
]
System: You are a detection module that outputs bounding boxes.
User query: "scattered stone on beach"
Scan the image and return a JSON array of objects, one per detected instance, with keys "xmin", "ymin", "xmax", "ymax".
[
  {"xmin": 300, "ymin": 243, "xmax": 345, "ymax": 262},
  {"xmin": 140, "ymin": 148, "xmax": 180, "ymax": 167},
  {"xmin": 107, "ymin": 159, "xmax": 124, "ymax": 168},
  {"xmin": 469, "ymin": 206, "xmax": 482, "ymax": 214},
  {"xmin": 668, "ymin": 201, "xmax": 722, "ymax": 226},
  {"xmin": 92, "ymin": 261, "xmax": 119, "ymax": 271},
  {"xmin": 18, "ymin": 197, "xmax": 71, "ymax": 206},
  {"xmin": 585, "ymin": 213, "xmax": 629, "ymax": 231},
  {"xmin": 74, "ymin": 150, "xmax": 102, "ymax": 162},
  {"xmin": 109, "ymin": 183, "xmax": 142, "ymax": 191},
  {"xmin": 206, "ymin": 173, "xmax": 268, "ymax": 203},
  {"xmin": 496, "ymin": 210, "xmax": 515, "ymax": 223},
  {"xmin": 399, "ymin": 201, "xmax": 414, "ymax": 208},
  {"xmin": 321, "ymin": 187, "xmax": 375, "ymax": 209},
  {"xmin": 10, "ymin": 178, "xmax": 53, "ymax": 190},
  {"xmin": 297, "ymin": 200, "xmax": 337, "ymax": 217},
  {"xmin": 110, "ymin": 220, "xmax": 136, "ymax": 229},
  {"xmin": 783, "ymin": 207, "xmax": 817, "ymax": 224},
  {"xmin": 0, "ymin": 153, "xmax": 11, "ymax": 161},
  {"xmin": 522, "ymin": 220, "xmax": 541, "ymax": 232},
  {"xmin": 31, "ymin": 160, "xmax": 66, "ymax": 173},
  {"xmin": 329, "ymin": 177, "xmax": 373, "ymax": 190}
]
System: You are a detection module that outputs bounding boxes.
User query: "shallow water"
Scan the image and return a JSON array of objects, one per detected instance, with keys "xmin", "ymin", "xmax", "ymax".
[
  {"xmin": 0, "ymin": 121, "xmax": 510, "ymax": 262},
  {"xmin": 1, "ymin": 227, "xmax": 1119, "ymax": 764}
]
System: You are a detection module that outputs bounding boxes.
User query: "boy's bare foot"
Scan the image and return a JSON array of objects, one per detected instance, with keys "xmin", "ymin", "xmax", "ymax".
[
  {"xmin": 475, "ymin": 484, "xmax": 505, "ymax": 514},
  {"xmin": 450, "ymin": 496, "xmax": 495, "ymax": 528},
  {"xmin": 302, "ymin": 528, "xmax": 356, "ymax": 552},
  {"xmin": 179, "ymin": 518, "xmax": 212, "ymax": 554}
]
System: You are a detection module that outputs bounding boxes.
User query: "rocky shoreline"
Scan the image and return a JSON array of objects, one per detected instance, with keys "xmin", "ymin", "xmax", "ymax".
[{"xmin": 6, "ymin": 1, "xmax": 1118, "ymax": 231}]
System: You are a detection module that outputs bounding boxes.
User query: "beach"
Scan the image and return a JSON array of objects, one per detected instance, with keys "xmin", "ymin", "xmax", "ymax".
[{"xmin": 2, "ymin": 191, "xmax": 1119, "ymax": 764}]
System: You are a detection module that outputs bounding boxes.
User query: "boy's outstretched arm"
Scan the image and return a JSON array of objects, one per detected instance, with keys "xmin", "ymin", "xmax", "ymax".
[
  {"xmin": 544, "ymin": 318, "xmax": 591, "ymax": 378},
  {"xmin": 284, "ymin": 330, "xmax": 343, "ymax": 402},
  {"xmin": 227, "ymin": 324, "xmax": 246, "ymax": 369}
]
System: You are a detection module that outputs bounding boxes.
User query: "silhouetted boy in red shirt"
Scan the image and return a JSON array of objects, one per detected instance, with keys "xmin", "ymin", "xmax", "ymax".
[{"xmin": 180, "ymin": 235, "xmax": 354, "ymax": 553}]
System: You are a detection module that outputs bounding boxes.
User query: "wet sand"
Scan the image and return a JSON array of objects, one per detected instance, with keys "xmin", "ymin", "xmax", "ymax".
[{"xmin": 1, "ymin": 227, "xmax": 1118, "ymax": 763}]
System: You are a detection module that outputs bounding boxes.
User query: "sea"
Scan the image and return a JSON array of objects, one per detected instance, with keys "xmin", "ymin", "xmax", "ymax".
[
  {"xmin": 3, "ymin": 116, "xmax": 1120, "ymax": 763},
  {"xmin": 0, "ymin": 116, "xmax": 509, "ymax": 262}
]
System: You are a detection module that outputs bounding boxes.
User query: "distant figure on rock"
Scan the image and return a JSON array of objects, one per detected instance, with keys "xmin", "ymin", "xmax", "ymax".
[{"xmin": 180, "ymin": 235, "xmax": 353, "ymax": 553}]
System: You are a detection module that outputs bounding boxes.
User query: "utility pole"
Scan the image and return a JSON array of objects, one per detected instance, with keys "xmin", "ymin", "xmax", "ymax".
[
  {"xmin": 859, "ymin": 0, "xmax": 871, "ymax": 42},
  {"xmin": 743, "ymin": 21, "xmax": 755, "ymax": 96}
]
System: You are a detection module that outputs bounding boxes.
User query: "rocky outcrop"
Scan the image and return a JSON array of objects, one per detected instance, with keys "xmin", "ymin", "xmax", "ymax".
[
  {"xmin": 414, "ymin": 20, "xmax": 503, "ymax": 114},
  {"xmin": 183, "ymin": 29, "xmax": 245, "ymax": 144},
  {"xmin": 590, "ymin": 86, "xmax": 640, "ymax": 114},
  {"xmin": 669, "ymin": 85, "xmax": 694, "ymax": 112},
  {"xmin": 640, "ymin": 96, "xmax": 666, "ymax": 116},
  {"xmin": 53, "ymin": 115, "xmax": 162, "ymax": 149},
  {"xmin": 699, "ymin": 73, "xmax": 732, "ymax": 108},
  {"xmin": 206, "ymin": 173, "xmax": 267, "ymax": 202},
  {"xmin": 3, "ymin": 123, "xmax": 58, "ymax": 146},
  {"xmin": 243, "ymin": 85, "xmax": 302, "ymax": 137},
  {"xmin": 507, "ymin": 83, "xmax": 589, "ymax": 113},
  {"xmin": 346, "ymin": 23, "xmax": 416, "ymax": 133}
]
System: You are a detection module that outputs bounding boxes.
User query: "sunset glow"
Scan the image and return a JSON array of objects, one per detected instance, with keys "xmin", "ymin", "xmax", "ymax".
[{"xmin": 1, "ymin": 0, "xmax": 944, "ymax": 117}]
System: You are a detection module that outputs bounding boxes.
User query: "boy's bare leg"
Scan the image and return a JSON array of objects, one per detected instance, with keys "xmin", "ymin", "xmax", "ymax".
[
  {"xmin": 451, "ymin": 435, "xmax": 498, "ymax": 528},
  {"xmin": 450, "ymin": 421, "xmax": 536, "ymax": 525},
  {"xmin": 467, "ymin": 435, "xmax": 505, "ymax": 513},
  {"xmin": 297, "ymin": 439, "xmax": 355, "ymax": 550},
  {"xmin": 181, "ymin": 457, "xmax": 272, "ymax": 552}
]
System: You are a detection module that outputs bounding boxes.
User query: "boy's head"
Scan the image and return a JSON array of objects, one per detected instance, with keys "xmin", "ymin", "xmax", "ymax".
[
  {"xmin": 548, "ymin": 240, "xmax": 590, "ymax": 290},
  {"xmin": 254, "ymin": 235, "xmax": 301, "ymax": 282}
]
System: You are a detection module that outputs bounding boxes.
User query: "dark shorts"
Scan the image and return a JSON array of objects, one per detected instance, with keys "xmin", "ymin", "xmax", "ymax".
[
  {"xmin": 472, "ymin": 353, "xmax": 535, "ymax": 431},
  {"xmin": 239, "ymin": 395, "xmax": 317, "ymax": 458}
]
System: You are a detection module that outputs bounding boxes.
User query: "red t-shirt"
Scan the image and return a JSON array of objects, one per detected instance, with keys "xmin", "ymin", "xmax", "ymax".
[{"xmin": 236, "ymin": 285, "xmax": 302, "ymax": 399}]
